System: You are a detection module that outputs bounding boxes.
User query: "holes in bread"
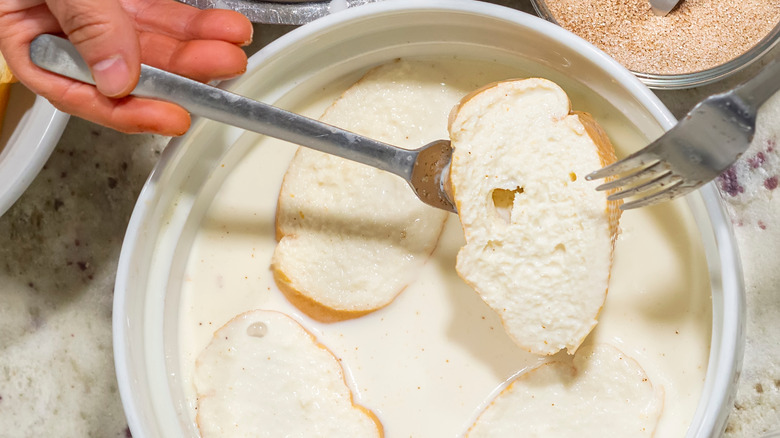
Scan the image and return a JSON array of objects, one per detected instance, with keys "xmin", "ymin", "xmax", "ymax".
[
  {"xmin": 485, "ymin": 240, "xmax": 502, "ymax": 252},
  {"xmin": 490, "ymin": 186, "xmax": 524, "ymax": 224},
  {"xmin": 246, "ymin": 321, "xmax": 268, "ymax": 338}
]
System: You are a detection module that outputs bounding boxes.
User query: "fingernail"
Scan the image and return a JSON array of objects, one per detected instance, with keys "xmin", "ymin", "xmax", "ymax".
[
  {"xmin": 242, "ymin": 25, "xmax": 254, "ymax": 46},
  {"xmin": 92, "ymin": 55, "xmax": 130, "ymax": 97}
]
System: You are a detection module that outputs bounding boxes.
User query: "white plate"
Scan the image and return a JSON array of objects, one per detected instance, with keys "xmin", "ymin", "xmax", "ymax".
[
  {"xmin": 0, "ymin": 84, "xmax": 69, "ymax": 216},
  {"xmin": 113, "ymin": 1, "xmax": 744, "ymax": 437}
]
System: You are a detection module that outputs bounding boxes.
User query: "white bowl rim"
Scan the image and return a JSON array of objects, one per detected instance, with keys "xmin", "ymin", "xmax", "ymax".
[
  {"xmin": 0, "ymin": 93, "xmax": 69, "ymax": 217},
  {"xmin": 113, "ymin": 1, "xmax": 745, "ymax": 436}
]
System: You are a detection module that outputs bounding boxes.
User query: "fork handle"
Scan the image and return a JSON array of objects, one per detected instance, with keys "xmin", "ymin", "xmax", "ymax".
[
  {"xmin": 731, "ymin": 57, "xmax": 780, "ymax": 111},
  {"xmin": 28, "ymin": 34, "xmax": 418, "ymax": 180}
]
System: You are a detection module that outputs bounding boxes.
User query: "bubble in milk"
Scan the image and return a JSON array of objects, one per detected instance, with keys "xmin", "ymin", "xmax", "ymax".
[{"xmin": 247, "ymin": 321, "xmax": 268, "ymax": 338}]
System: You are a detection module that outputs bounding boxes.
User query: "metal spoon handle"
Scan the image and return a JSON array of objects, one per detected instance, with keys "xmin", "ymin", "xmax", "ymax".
[
  {"xmin": 648, "ymin": 0, "xmax": 680, "ymax": 16},
  {"xmin": 29, "ymin": 34, "xmax": 417, "ymax": 179}
]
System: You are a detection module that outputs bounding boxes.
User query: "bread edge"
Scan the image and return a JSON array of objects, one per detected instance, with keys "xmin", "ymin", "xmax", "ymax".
[
  {"xmin": 574, "ymin": 110, "xmax": 623, "ymax": 240},
  {"xmin": 466, "ymin": 343, "xmax": 664, "ymax": 437},
  {"xmin": 272, "ymin": 265, "xmax": 382, "ymax": 323},
  {"xmin": 194, "ymin": 309, "xmax": 385, "ymax": 437}
]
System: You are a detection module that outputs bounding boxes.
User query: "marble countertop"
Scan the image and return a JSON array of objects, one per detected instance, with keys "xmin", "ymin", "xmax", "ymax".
[{"xmin": 1, "ymin": 2, "xmax": 779, "ymax": 437}]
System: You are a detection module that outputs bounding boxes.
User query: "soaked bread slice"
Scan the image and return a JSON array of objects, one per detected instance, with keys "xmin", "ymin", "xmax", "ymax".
[
  {"xmin": 272, "ymin": 60, "xmax": 456, "ymax": 322},
  {"xmin": 194, "ymin": 310, "xmax": 383, "ymax": 437},
  {"xmin": 448, "ymin": 78, "xmax": 621, "ymax": 355},
  {"xmin": 467, "ymin": 343, "xmax": 663, "ymax": 437}
]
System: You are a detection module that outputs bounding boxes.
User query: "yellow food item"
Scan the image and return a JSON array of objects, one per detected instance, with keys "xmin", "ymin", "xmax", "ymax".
[{"xmin": 1, "ymin": 50, "xmax": 17, "ymax": 138}]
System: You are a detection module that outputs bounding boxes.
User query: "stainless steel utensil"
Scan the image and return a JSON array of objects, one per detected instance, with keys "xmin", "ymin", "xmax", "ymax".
[
  {"xmin": 587, "ymin": 57, "xmax": 780, "ymax": 210},
  {"xmin": 649, "ymin": 0, "xmax": 681, "ymax": 16},
  {"xmin": 29, "ymin": 34, "xmax": 456, "ymax": 213}
]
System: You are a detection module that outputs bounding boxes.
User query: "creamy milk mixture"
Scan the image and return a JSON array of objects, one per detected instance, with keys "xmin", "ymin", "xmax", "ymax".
[{"xmin": 176, "ymin": 58, "xmax": 711, "ymax": 437}]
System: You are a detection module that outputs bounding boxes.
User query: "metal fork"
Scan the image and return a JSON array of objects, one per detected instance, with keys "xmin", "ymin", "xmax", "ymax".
[
  {"xmin": 587, "ymin": 58, "xmax": 780, "ymax": 210},
  {"xmin": 29, "ymin": 34, "xmax": 456, "ymax": 213}
]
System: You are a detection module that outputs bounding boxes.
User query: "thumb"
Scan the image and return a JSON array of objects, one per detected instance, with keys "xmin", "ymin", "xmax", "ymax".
[{"xmin": 45, "ymin": 0, "xmax": 140, "ymax": 97}]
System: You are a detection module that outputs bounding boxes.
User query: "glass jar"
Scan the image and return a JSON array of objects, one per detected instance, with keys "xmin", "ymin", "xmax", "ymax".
[{"xmin": 530, "ymin": 0, "xmax": 780, "ymax": 89}]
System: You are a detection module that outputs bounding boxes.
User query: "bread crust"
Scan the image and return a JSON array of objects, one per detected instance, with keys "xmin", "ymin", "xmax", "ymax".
[
  {"xmin": 271, "ymin": 265, "xmax": 387, "ymax": 323},
  {"xmin": 574, "ymin": 110, "xmax": 623, "ymax": 239}
]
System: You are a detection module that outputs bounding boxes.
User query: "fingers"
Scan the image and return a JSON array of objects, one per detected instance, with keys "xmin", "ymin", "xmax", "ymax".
[
  {"xmin": 139, "ymin": 33, "xmax": 247, "ymax": 82},
  {"xmin": 0, "ymin": 0, "xmax": 252, "ymax": 135},
  {"xmin": 184, "ymin": 8, "xmax": 253, "ymax": 45},
  {"xmin": 53, "ymin": 80, "xmax": 191, "ymax": 135},
  {"xmin": 35, "ymin": 60, "xmax": 191, "ymax": 135},
  {"xmin": 132, "ymin": 1, "xmax": 252, "ymax": 82},
  {"xmin": 100, "ymin": 98, "xmax": 192, "ymax": 135},
  {"xmin": 45, "ymin": 0, "xmax": 141, "ymax": 97},
  {"xmin": 0, "ymin": 4, "xmax": 72, "ymax": 104},
  {"xmin": 0, "ymin": 4, "xmax": 190, "ymax": 135},
  {"xmin": 123, "ymin": 0, "xmax": 253, "ymax": 45}
]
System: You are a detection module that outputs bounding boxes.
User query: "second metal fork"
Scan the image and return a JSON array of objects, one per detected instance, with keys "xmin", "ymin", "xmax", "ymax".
[{"xmin": 587, "ymin": 58, "xmax": 780, "ymax": 210}]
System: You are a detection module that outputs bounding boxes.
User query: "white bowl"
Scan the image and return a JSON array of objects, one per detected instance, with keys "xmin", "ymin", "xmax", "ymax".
[
  {"xmin": 113, "ymin": 1, "xmax": 744, "ymax": 437},
  {"xmin": 0, "ymin": 84, "xmax": 69, "ymax": 216}
]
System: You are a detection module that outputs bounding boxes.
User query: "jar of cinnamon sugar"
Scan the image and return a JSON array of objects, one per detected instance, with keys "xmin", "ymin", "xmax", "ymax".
[{"xmin": 531, "ymin": 0, "xmax": 780, "ymax": 89}]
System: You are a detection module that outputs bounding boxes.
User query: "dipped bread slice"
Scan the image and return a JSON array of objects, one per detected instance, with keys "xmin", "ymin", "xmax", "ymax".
[
  {"xmin": 448, "ymin": 78, "xmax": 621, "ymax": 355},
  {"xmin": 272, "ymin": 60, "xmax": 456, "ymax": 322},
  {"xmin": 194, "ymin": 310, "xmax": 383, "ymax": 437},
  {"xmin": 467, "ymin": 343, "xmax": 663, "ymax": 437}
]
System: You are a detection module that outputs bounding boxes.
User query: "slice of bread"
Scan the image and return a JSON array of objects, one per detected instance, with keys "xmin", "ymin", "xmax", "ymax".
[
  {"xmin": 467, "ymin": 343, "xmax": 663, "ymax": 437},
  {"xmin": 272, "ymin": 60, "xmax": 454, "ymax": 322},
  {"xmin": 448, "ymin": 78, "xmax": 621, "ymax": 355},
  {"xmin": 194, "ymin": 310, "xmax": 383, "ymax": 437}
]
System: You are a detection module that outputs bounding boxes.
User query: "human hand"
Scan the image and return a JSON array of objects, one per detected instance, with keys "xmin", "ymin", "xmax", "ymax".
[{"xmin": 0, "ymin": 0, "xmax": 253, "ymax": 135}]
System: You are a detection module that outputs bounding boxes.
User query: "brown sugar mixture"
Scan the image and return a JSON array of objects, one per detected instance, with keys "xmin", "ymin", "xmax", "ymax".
[{"xmin": 544, "ymin": 0, "xmax": 780, "ymax": 75}]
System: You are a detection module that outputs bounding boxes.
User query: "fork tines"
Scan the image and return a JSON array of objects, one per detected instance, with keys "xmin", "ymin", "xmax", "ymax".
[{"xmin": 586, "ymin": 155, "xmax": 685, "ymax": 210}]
